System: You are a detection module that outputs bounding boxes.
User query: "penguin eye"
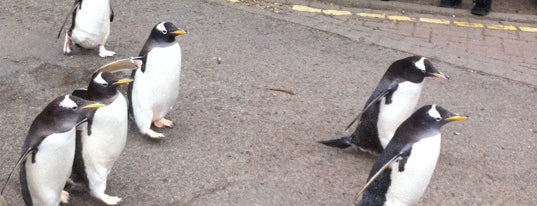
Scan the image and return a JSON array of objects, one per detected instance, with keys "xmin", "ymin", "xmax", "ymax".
[
  {"xmin": 102, "ymin": 82, "xmax": 109, "ymax": 87},
  {"xmin": 435, "ymin": 117, "xmax": 441, "ymax": 121},
  {"xmin": 71, "ymin": 106, "xmax": 78, "ymax": 111},
  {"xmin": 161, "ymin": 29, "xmax": 167, "ymax": 34}
]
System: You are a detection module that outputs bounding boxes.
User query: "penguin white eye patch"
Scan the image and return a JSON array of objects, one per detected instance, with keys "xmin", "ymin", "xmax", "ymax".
[
  {"xmin": 427, "ymin": 105, "xmax": 442, "ymax": 121},
  {"xmin": 414, "ymin": 57, "xmax": 426, "ymax": 72},
  {"xmin": 156, "ymin": 22, "xmax": 167, "ymax": 34},
  {"xmin": 93, "ymin": 72, "xmax": 108, "ymax": 85},
  {"xmin": 59, "ymin": 95, "xmax": 78, "ymax": 109}
]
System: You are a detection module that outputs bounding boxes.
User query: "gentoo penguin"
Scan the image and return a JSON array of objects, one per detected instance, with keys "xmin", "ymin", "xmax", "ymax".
[
  {"xmin": 128, "ymin": 21, "xmax": 187, "ymax": 138},
  {"xmin": 354, "ymin": 105, "xmax": 468, "ymax": 206},
  {"xmin": 319, "ymin": 56, "xmax": 449, "ymax": 154},
  {"xmin": 70, "ymin": 60, "xmax": 138, "ymax": 205},
  {"xmin": 1, "ymin": 95, "xmax": 103, "ymax": 206},
  {"xmin": 58, "ymin": 0, "xmax": 115, "ymax": 57}
]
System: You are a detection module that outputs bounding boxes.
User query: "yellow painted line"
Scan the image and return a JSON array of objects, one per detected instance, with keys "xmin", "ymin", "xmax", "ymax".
[
  {"xmin": 387, "ymin": 15, "xmax": 415, "ymax": 22},
  {"xmin": 356, "ymin": 12, "xmax": 386, "ymax": 19},
  {"xmin": 519, "ymin": 26, "xmax": 537, "ymax": 33},
  {"xmin": 419, "ymin": 18, "xmax": 450, "ymax": 25},
  {"xmin": 291, "ymin": 5, "xmax": 322, "ymax": 13},
  {"xmin": 453, "ymin": 21, "xmax": 484, "ymax": 28},
  {"xmin": 286, "ymin": 4, "xmax": 536, "ymax": 33},
  {"xmin": 487, "ymin": 24, "xmax": 517, "ymax": 31},
  {"xmin": 322, "ymin": 10, "xmax": 352, "ymax": 16}
]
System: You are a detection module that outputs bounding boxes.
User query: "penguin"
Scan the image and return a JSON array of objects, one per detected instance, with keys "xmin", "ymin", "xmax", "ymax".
[
  {"xmin": 353, "ymin": 105, "xmax": 468, "ymax": 206},
  {"xmin": 1, "ymin": 95, "xmax": 103, "ymax": 206},
  {"xmin": 128, "ymin": 21, "xmax": 187, "ymax": 138},
  {"xmin": 58, "ymin": 0, "xmax": 115, "ymax": 57},
  {"xmin": 70, "ymin": 59, "xmax": 138, "ymax": 205},
  {"xmin": 319, "ymin": 56, "xmax": 449, "ymax": 154}
]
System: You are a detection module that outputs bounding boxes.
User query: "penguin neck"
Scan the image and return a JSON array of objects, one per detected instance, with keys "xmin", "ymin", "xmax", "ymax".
[
  {"xmin": 87, "ymin": 87, "xmax": 119, "ymax": 105},
  {"xmin": 149, "ymin": 33, "xmax": 177, "ymax": 45}
]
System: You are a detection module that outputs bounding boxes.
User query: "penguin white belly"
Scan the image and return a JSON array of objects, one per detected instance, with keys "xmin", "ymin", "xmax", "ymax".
[
  {"xmin": 378, "ymin": 82, "xmax": 423, "ymax": 147},
  {"xmin": 25, "ymin": 128, "xmax": 76, "ymax": 206},
  {"xmin": 133, "ymin": 44, "xmax": 181, "ymax": 121},
  {"xmin": 81, "ymin": 94, "xmax": 127, "ymax": 171},
  {"xmin": 71, "ymin": 0, "xmax": 111, "ymax": 48},
  {"xmin": 385, "ymin": 134, "xmax": 441, "ymax": 206}
]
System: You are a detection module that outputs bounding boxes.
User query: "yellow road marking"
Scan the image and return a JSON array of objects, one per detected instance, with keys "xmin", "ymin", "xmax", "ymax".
[
  {"xmin": 387, "ymin": 15, "xmax": 415, "ymax": 21},
  {"xmin": 291, "ymin": 5, "xmax": 322, "ymax": 13},
  {"xmin": 453, "ymin": 21, "xmax": 484, "ymax": 28},
  {"xmin": 284, "ymin": 4, "xmax": 535, "ymax": 32},
  {"xmin": 419, "ymin": 18, "xmax": 450, "ymax": 25},
  {"xmin": 323, "ymin": 10, "xmax": 352, "ymax": 16},
  {"xmin": 487, "ymin": 24, "xmax": 517, "ymax": 31},
  {"xmin": 356, "ymin": 12, "xmax": 386, "ymax": 19},
  {"xmin": 519, "ymin": 26, "xmax": 537, "ymax": 33}
]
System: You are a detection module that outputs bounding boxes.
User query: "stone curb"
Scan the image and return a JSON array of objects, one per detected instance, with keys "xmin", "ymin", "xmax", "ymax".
[{"xmin": 306, "ymin": 0, "xmax": 537, "ymax": 24}]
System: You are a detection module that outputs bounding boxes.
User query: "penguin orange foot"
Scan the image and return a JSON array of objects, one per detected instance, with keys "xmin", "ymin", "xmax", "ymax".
[
  {"xmin": 61, "ymin": 190, "xmax": 70, "ymax": 203},
  {"xmin": 153, "ymin": 118, "xmax": 175, "ymax": 128}
]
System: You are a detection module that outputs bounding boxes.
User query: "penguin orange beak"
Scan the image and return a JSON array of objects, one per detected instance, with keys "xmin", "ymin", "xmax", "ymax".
[
  {"xmin": 171, "ymin": 29, "xmax": 187, "ymax": 36},
  {"xmin": 112, "ymin": 78, "xmax": 134, "ymax": 86},
  {"xmin": 82, "ymin": 103, "xmax": 105, "ymax": 109},
  {"xmin": 445, "ymin": 115, "xmax": 468, "ymax": 122}
]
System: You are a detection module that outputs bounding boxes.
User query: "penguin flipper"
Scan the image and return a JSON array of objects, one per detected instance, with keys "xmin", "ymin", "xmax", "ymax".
[
  {"xmin": 344, "ymin": 90, "xmax": 387, "ymax": 131},
  {"xmin": 318, "ymin": 136, "xmax": 353, "ymax": 149},
  {"xmin": 354, "ymin": 153, "xmax": 401, "ymax": 202},
  {"xmin": 57, "ymin": 0, "xmax": 82, "ymax": 39},
  {"xmin": 1, "ymin": 149, "xmax": 33, "ymax": 195},
  {"xmin": 94, "ymin": 57, "xmax": 143, "ymax": 74}
]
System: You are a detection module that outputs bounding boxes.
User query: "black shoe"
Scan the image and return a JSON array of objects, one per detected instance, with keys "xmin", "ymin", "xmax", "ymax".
[
  {"xmin": 440, "ymin": 0, "xmax": 462, "ymax": 8},
  {"xmin": 471, "ymin": 0, "xmax": 491, "ymax": 16}
]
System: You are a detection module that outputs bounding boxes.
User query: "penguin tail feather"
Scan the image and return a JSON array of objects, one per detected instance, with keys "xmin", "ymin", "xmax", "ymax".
[{"xmin": 318, "ymin": 136, "xmax": 353, "ymax": 149}]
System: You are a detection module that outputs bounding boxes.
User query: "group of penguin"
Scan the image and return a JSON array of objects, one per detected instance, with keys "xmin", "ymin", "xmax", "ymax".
[
  {"xmin": 319, "ymin": 56, "xmax": 469, "ymax": 205},
  {"xmin": 1, "ymin": 0, "xmax": 187, "ymax": 205},
  {"xmin": 0, "ymin": 1, "xmax": 469, "ymax": 206}
]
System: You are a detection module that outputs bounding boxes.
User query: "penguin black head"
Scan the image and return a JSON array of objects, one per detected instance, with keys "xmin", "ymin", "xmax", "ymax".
[
  {"xmin": 387, "ymin": 56, "xmax": 449, "ymax": 83},
  {"xmin": 26, "ymin": 95, "xmax": 104, "ymax": 145},
  {"xmin": 87, "ymin": 72, "xmax": 133, "ymax": 100},
  {"xmin": 42, "ymin": 95, "xmax": 105, "ymax": 129},
  {"xmin": 150, "ymin": 22, "xmax": 187, "ymax": 43},
  {"xmin": 407, "ymin": 105, "xmax": 468, "ymax": 136}
]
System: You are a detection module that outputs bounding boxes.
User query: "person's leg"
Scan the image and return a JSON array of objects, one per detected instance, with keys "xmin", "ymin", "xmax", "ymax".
[
  {"xmin": 471, "ymin": 0, "xmax": 492, "ymax": 16},
  {"xmin": 440, "ymin": 0, "xmax": 462, "ymax": 8}
]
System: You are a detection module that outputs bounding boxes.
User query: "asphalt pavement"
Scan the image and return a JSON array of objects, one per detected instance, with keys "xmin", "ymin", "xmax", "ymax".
[{"xmin": 0, "ymin": 0, "xmax": 536, "ymax": 205}]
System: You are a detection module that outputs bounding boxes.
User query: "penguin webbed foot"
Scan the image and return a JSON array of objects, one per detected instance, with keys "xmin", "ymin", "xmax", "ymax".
[
  {"xmin": 61, "ymin": 190, "xmax": 70, "ymax": 203},
  {"xmin": 98, "ymin": 194, "xmax": 122, "ymax": 205},
  {"xmin": 146, "ymin": 130, "xmax": 165, "ymax": 139},
  {"xmin": 98, "ymin": 45, "xmax": 116, "ymax": 57},
  {"xmin": 153, "ymin": 118, "xmax": 175, "ymax": 128},
  {"xmin": 63, "ymin": 34, "xmax": 73, "ymax": 55}
]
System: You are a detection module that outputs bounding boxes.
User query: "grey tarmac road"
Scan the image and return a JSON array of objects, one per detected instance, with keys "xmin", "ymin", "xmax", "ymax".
[{"xmin": 1, "ymin": 0, "xmax": 536, "ymax": 205}]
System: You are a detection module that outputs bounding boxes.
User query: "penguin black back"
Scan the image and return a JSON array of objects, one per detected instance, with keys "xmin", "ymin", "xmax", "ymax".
[
  {"xmin": 15, "ymin": 95, "xmax": 102, "ymax": 205},
  {"xmin": 128, "ymin": 21, "xmax": 186, "ymax": 126},
  {"xmin": 320, "ymin": 56, "xmax": 449, "ymax": 154},
  {"xmin": 356, "ymin": 105, "xmax": 467, "ymax": 206}
]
